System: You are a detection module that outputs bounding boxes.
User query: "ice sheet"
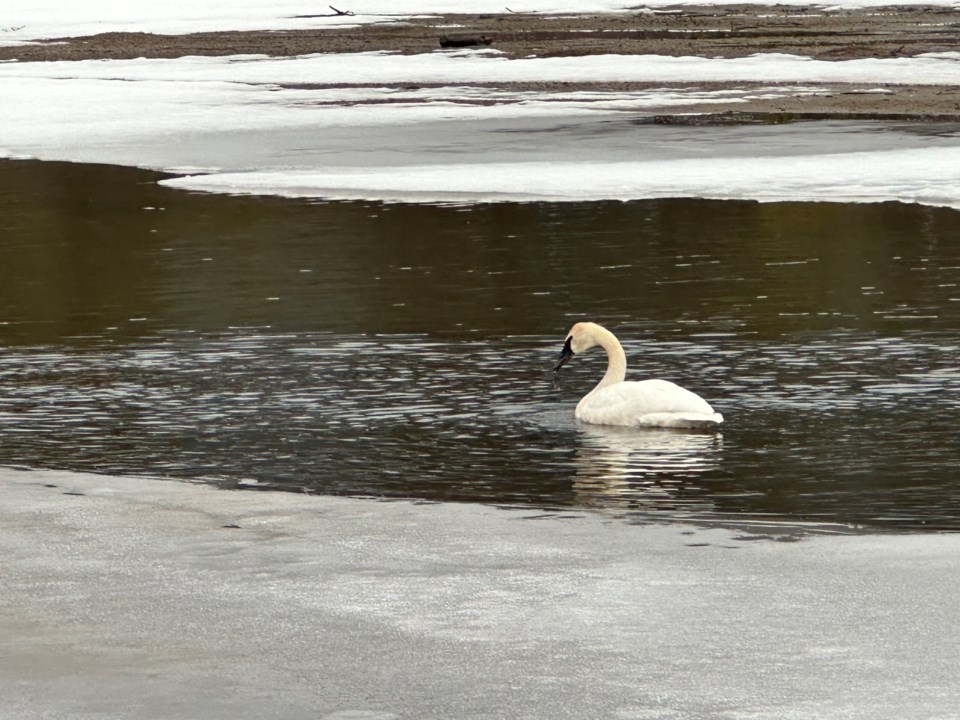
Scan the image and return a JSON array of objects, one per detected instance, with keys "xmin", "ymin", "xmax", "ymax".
[
  {"xmin": 10, "ymin": 50, "xmax": 960, "ymax": 86},
  {"xmin": 2, "ymin": 467, "xmax": 960, "ymax": 719},
  {"xmin": 162, "ymin": 146, "xmax": 960, "ymax": 208},
  {"xmin": 5, "ymin": 45, "xmax": 960, "ymax": 207}
]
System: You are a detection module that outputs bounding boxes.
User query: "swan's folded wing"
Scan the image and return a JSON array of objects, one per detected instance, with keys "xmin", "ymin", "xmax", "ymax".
[{"xmin": 576, "ymin": 379, "xmax": 722, "ymax": 428}]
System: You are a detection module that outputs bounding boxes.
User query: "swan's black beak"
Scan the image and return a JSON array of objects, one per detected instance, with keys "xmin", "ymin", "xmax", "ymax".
[{"xmin": 554, "ymin": 337, "xmax": 574, "ymax": 372}]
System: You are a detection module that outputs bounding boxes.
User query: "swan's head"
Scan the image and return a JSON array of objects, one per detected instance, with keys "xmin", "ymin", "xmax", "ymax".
[{"xmin": 554, "ymin": 322, "xmax": 603, "ymax": 371}]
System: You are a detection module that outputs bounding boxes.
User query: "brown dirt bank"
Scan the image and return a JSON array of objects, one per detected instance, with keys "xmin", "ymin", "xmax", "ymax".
[{"xmin": 4, "ymin": 5, "xmax": 960, "ymax": 120}]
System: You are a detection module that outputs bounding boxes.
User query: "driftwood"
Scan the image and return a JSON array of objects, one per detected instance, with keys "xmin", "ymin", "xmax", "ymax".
[
  {"xmin": 295, "ymin": 5, "xmax": 355, "ymax": 18},
  {"xmin": 439, "ymin": 34, "xmax": 495, "ymax": 48}
]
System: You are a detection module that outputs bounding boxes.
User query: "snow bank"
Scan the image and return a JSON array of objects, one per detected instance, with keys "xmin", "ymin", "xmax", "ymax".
[
  {"xmin": 4, "ymin": 0, "xmax": 957, "ymax": 44},
  {"xmin": 5, "ymin": 34, "xmax": 960, "ymax": 207},
  {"xmin": 3, "ymin": 51, "xmax": 960, "ymax": 207},
  {"xmin": 162, "ymin": 144, "xmax": 960, "ymax": 208},
  {"xmin": 9, "ymin": 50, "xmax": 960, "ymax": 87}
]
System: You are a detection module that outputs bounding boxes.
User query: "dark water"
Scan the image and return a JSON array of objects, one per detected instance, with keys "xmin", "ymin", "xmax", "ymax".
[{"xmin": 2, "ymin": 159, "xmax": 959, "ymax": 531}]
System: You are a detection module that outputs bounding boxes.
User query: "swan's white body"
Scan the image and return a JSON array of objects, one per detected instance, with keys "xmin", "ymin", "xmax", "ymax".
[{"xmin": 556, "ymin": 322, "xmax": 723, "ymax": 429}]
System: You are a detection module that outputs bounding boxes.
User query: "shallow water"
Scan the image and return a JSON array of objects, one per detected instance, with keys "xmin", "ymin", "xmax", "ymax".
[{"xmin": 2, "ymin": 159, "xmax": 960, "ymax": 531}]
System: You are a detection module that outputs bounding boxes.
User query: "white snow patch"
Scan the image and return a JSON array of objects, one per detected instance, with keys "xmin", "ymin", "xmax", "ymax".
[
  {"xmin": 0, "ymin": 1, "xmax": 381, "ymax": 46},
  {"xmin": 8, "ymin": 51, "xmax": 960, "ymax": 87},
  {"xmin": 3, "ymin": 50, "xmax": 960, "ymax": 208},
  {"xmin": 3, "ymin": 0, "xmax": 960, "ymax": 46},
  {"xmin": 161, "ymin": 147, "xmax": 960, "ymax": 208}
]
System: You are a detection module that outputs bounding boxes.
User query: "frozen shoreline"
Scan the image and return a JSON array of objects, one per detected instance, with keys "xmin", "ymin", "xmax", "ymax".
[
  {"xmin": 4, "ymin": 49, "xmax": 960, "ymax": 208},
  {"xmin": 5, "ymin": 3, "xmax": 960, "ymax": 207},
  {"xmin": 3, "ymin": 467, "xmax": 960, "ymax": 719}
]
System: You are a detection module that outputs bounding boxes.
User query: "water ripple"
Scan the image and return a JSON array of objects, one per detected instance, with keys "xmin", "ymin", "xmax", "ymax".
[{"xmin": 0, "ymin": 328, "xmax": 958, "ymax": 530}]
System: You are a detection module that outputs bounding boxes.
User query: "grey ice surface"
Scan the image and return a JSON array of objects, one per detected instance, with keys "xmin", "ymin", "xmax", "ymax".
[
  {"xmin": 86, "ymin": 115, "xmax": 960, "ymax": 175},
  {"xmin": 3, "ymin": 467, "xmax": 960, "ymax": 720}
]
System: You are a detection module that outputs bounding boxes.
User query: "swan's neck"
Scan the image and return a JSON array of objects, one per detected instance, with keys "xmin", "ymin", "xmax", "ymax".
[{"xmin": 592, "ymin": 326, "xmax": 627, "ymax": 392}]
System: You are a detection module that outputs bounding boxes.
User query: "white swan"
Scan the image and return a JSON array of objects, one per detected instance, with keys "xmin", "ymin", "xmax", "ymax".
[{"xmin": 554, "ymin": 322, "xmax": 723, "ymax": 429}]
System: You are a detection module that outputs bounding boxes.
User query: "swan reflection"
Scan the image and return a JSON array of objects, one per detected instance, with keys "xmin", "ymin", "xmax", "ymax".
[{"xmin": 572, "ymin": 424, "xmax": 723, "ymax": 512}]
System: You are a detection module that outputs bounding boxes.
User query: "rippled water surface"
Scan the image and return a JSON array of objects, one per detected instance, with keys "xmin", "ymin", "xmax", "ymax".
[{"xmin": 2, "ymin": 159, "xmax": 960, "ymax": 531}]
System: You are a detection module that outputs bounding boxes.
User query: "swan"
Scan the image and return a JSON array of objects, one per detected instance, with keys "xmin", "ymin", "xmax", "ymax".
[{"xmin": 554, "ymin": 321, "xmax": 723, "ymax": 429}]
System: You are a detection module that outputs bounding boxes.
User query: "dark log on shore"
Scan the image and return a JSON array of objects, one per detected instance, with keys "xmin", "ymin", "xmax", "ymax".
[{"xmin": 439, "ymin": 34, "xmax": 494, "ymax": 48}]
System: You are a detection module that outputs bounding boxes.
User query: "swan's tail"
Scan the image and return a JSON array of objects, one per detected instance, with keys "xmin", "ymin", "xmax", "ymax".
[{"xmin": 637, "ymin": 412, "xmax": 724, "ymax": 429}]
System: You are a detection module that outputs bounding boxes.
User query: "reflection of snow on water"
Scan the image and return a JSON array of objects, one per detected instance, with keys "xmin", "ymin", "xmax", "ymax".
[{"xmin": 572, "ymin": 424, "xmax": 722, "ymax": 511}]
